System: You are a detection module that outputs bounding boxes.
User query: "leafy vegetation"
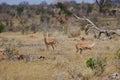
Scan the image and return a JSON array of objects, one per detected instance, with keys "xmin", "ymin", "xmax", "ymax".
[
  {"xmin": 86, "ymin": 58, "xmax": 95, "ymax": 70},
  {"xmin": 24, "ymin": 25, "xmax": 30, "ymax": 31},
  {"xmin": 17, "ymin": 7, "xmax": 24, "ymax": 16},
  {"xmin": 55, "ymin": 2, "xmax": 66, "ymax": 11},
  {"xmin": 0, "ymin": 23, "xmax": 5, "ymax": 33}
]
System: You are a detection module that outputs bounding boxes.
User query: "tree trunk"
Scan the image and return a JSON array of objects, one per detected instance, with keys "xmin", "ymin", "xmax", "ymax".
[{"xmin": 99, "ymin": 6, "xmax": 103, "ymax": 13}]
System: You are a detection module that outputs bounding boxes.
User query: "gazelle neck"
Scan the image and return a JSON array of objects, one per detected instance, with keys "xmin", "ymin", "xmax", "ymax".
[
  {"xmin": 90, "ymin": 42, "xmax": 95, "ymax": 47},
  {"xmin": 90, "ymin": 39, "xmax": 96, "ymax": 47}
]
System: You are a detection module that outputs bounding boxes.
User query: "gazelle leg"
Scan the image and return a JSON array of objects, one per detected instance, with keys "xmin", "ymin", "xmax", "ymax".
[
  {"xmin": 76, "ymin": 49, "xmax": 79, "ymax": 53},
  {"xmin": 51, "ymin": 44, "xmax": 54, "ymax": 50},
  {"xmin": 54, "ymin": 44, "xmax": 57, "ymax": 47},
  {"xmin": 46, "ymin": 45, "xmax": 49, "ymax": 50},
  {"xmin": 80, "ymin": 48, "xmax": 83, "ymax": 54}
]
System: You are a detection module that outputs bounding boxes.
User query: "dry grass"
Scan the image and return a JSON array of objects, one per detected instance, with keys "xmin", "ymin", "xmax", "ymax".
[{"xmin": 0, "ymin": 32, "xmax": 120, "ymax": 80}]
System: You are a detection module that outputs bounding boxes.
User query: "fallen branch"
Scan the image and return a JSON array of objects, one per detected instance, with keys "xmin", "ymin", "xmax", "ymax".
[{"xmin": 74, "ymin": 14, "xmax": 120, "ymax": 39}]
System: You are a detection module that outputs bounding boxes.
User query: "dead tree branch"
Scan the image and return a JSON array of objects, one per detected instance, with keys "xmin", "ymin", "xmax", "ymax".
[{"xmin": 74, "ymin": 14, "xmax": 120, "ymax": 39}]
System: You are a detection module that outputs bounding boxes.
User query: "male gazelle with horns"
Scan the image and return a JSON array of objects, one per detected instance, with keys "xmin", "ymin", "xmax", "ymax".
[
  {"xmin": 43, "ymin": 32, "xmax": 58, "ymax": 50},
  {"xmin": 76, "ymin": 39, "xmax": 96, "ymax": 54}
]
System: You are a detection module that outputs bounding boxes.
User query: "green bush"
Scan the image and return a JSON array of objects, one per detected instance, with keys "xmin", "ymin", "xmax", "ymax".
[
  {"xmin": 55, "ymin": 2, "xmax": 66, "ymax": 11},
  {"xmin": 24, "ymin": 25, "xmax": 30, "ymax": 31},
  {"xmin": 86, "ymin": 58, "xmax": 95, "ymax": 70},
  {"xmin": 64, "ymin": 10, "xmax": 72, "ymax": 16},
  {"xmin": 0, "ymin": 23, "xmax": 5, "ymax": 33},
  {"xmin": 17, "ymin": 7, "xmax": 24, "ymax": 15}
]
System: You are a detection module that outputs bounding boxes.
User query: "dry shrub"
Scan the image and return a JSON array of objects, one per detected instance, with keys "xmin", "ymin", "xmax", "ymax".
[
  {"xmin": 94, "ymin": 56, "xmax": 107, "ymax": 76},
  {"xmin": 53, "ymin": 71, "xmax": 69, "ymax": 80},
  {"xmin": 86, "ymin": 56, "xmax": 107, "ymax": 76},
  {"xmin": 68, "ymin": 28, "xmax": 81, "ymax": 38},
  {"xmin": 1, "ymin": 38, "xmax": 19, "ymax": 59},
  {"xmin": 53, "ymin": 56, "xmax": 69, "ymax": 68},
  {"xmin": 68, "ymin": 68, "xmax": 88, "ymax": 80},
  {"xmin": 115, "ymin": 49, "xmax": 120, "ymax": 72},
  {"xmin": 67, "ymin": 63, "xmax": 89, "ymax": 80}
]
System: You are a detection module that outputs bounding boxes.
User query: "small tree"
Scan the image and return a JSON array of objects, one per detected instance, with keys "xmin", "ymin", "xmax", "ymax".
[
  {"xmin": 96, "ymin": 0, "xmax": 112, "ymax": 14},
  {"xmin": 96, "ymin": 0, "xmax": 106, "ymax": 13},
  {"xmin": 17, "ymin": 6, "xmax": 24, "ymax": 16},
  {"xmin": 0, "ymin": 23, "xmax": 5, "ymax": 33},
  {"xmin": 55, "ymin": 2, "xmax": 66, "ymax": 11}
]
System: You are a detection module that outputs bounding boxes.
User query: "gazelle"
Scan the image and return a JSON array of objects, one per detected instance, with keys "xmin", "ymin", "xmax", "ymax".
[
  {"xmin": 43, "ymin": 33, "xmax": 58, "ymax": 50},
  {"xmin": 75, "ymin": 39, "xmax": 96, "ymax": 54}
]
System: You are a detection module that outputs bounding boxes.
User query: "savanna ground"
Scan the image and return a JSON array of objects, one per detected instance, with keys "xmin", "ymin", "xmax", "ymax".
[{"xmin": 0, "ymin": 31, "xmax": 120, "ymax": 80}]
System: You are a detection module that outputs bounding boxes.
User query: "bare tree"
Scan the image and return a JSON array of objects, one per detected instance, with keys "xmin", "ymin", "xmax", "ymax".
[{"xmin": 96, "ymin": 0, "xmax": 106, "ymax": 13}]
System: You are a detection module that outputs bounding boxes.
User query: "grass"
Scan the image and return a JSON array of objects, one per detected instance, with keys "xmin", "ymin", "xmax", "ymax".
[{"xmin": 0, "ymin": 32, "xmax": 120, "ymax": 80}]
